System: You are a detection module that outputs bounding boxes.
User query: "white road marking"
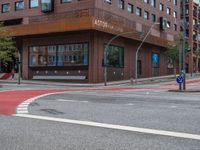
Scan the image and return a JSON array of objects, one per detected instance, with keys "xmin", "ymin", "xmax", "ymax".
[
  {"xmin": 16, "ymin": 91, "xmax": 69, "ymax": 114},
  {"xmin": 13, "ymin": 114, "xmax": 200, "ymax": 141},
  {"xmin": 170, "ymin": 106, "xmax": 177, "ymax": 108},
  {"xmin": 125, "ymin": 103, "xmax": 134, "ymax": 106},
  {"xmin": 17, "ymin": 111, "xmax": 28, "ymax": 114},
  {"xmin": 57, "ymin": 99, "xmax": 88, "ymax": 103},
  {"xmin": 17, "ymin": 107, "xmax": 28, "ymax": 110}
]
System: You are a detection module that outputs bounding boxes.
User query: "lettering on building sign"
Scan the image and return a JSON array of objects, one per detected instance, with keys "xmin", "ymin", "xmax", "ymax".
[{"xmin": 94, "ymin": 19, "xmax": 123, "ymax": 33}]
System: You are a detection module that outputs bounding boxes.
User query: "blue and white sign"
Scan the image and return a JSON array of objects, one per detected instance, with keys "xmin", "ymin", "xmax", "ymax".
[
  {"xmin": 176, "ymin": 76, "xmax": 184, "ymax": 84},
  {"xmin": 151, "ymin": 53, "xmax": 159, "ymax": 68}
]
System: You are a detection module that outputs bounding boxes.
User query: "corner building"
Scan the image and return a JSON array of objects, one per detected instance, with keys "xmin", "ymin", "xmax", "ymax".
[{"xmin": 0, "ymin": 0, "xmax": 180, "ymax": 83}]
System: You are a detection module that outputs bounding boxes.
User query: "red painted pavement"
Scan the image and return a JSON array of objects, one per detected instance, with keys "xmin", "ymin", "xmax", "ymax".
[
  {"xmin": 0, "ymin": 89, "xmax": 65, "ymax": 115},
  {"xmin": 0, "ymin": 87, "xmax": 177, "ymax": 115}
]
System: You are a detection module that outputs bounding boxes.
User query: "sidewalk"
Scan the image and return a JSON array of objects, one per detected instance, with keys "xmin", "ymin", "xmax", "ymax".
[{"xmin": 0, "ymin": 73, "xmax": 200, "ymax": 87}]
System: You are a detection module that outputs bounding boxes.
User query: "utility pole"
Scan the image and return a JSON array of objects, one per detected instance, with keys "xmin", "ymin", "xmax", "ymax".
[{"xmin": 182, "ymin": 0, "xmax": 187, "ymax": 90}]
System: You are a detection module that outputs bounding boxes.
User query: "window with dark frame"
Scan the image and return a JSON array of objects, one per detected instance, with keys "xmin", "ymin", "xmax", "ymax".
[
  {"xmin": 118, "ymin": 0, "xmax": 124, "ymax": 10},
  {"xmin": 15, "ymin": 1, "xmax": 24, "ymax": 11},
  {"xmin": 144, "ymin": 11, "xmax": 149, "ymax": 20},
  {"xmin": 41, "ymin": 0, "xmax": 54, "ymax": 13},
  {"xmin": 152, "ymin": 14, "xmax": 156, "ymax": 22},
  {"xmin": 61, "ymin": 0, "xmax": 72, "ymax": 3},
  {"xmin": 29, "ymin": 0, "xmax": 39, "ymax": 8},
  {"xmin": 2, "ymin": 3, "xmax": 10, "ymax": 13},
  {"xmin": 136, "ymin": 7, "xmax": 142, "ymax": 16},
  {"xmin": 104, "ymin": 45, "xmax": 124, "ymax": 68},
  {"xmin": 127, "ymin": 3, "xmax": 133, "ymax": 13},
  {"xmin": 105, "ymin": 0, "xmax": 112, "ymax": 5}
]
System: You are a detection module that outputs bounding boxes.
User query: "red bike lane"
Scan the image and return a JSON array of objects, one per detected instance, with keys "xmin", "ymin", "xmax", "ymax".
[
  {"xmin": 0, "ymin": 89, "xmax": 65, "ymax": 115},
  {"xmin": 0, "ymin": 87, "xmax": 176, "ymax": 115}
]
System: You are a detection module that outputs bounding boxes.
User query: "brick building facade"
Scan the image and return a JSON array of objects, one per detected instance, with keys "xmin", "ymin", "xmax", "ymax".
[{"xmin": 0, "ymin": 0, "xmax": 180, "ymax": 83}]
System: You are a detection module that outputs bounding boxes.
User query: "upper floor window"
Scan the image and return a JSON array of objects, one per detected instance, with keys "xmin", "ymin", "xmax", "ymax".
[
  {"xmin": 2, "ymin": 3, "xmax": 10, "ymax": 13},
  {"xmin": 151, "ymin": 14, "xmax": 156, "ymax": 22},
  {"xmin": 105, "ymin": 0, "xmax": 112, "ymax": 4},
  {"xmin": 144, "ymin": 11, "xmax": 149, "ymax": 20},
  {"xmin": 41, "ymin": 0, "xmax": 54, "ymax": 13},
  {"xmin": 29, "ymin": 0, "xmax": 39, "ymax": 8},
  {"xmin": 167, "ymin": 7, "xmax": 171, "ymax": 15},
  {"xmin": 144, "ymin": 0, "xmax": 149, "ymax": 4},
  {"xmin": 159, "ymin": 3, "xmax": 164, "ymax": 11},
  {"xmin": 173, "ymin": 11, "xmax": 177, "ymax": 18},
  {"xmin": 173, "ymin": 0, "xmax": 177, "ymax": 5},
  {"xmin": 118, "ymin": 0, "xmax": 124, "ymax": 10},
  {"xmin": 136, "ymin": 7, "xmax": 142, "ymax": 16},
  {"xmin": 61, "ymin": 0, "xmax": 72, "ymax": 3},
  {"xmin": 15, "ymin": 1, "xmax": 24, "ymax": 11},
  {"xmin": 127, "ymin": 3, "xmax": 133, "ymax": 13},
  {"xmin": 151, "ymin": 0, "xmax": 156, "ymax": 8},
  {"xmin": 173, "ymin": 24, "xmax": 177, "ymax": 31}
]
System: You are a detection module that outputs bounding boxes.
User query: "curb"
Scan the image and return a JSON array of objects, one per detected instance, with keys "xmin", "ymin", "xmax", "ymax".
[{"xmin": 168, "ymin": 90, "xmax": 200, "ymax": 93}]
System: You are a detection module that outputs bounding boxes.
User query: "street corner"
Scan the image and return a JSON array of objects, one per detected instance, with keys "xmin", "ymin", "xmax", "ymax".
[{"xmin": 0, "ymin": 89, "xmax": 66, "ymax": 115}]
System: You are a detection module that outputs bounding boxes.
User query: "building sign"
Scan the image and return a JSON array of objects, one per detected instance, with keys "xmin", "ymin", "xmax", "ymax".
[
  {"xmin": 151, "ymin": 52, "xmax": 159, "ymax": 68},
  {"xmin": 94, "ymin": 19, "xmax": 123, "ymax": 33}
]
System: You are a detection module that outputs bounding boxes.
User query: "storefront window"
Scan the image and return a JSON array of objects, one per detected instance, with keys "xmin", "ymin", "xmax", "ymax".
[
  {"xmin": 105, "ymin": 45, "xmax": 124, "ymax": 68},
  {"xmin": 47, "ymin": 46, "xmax": 56, "ymax": 66},
  {"xmin": 29, "ymin": 43, "xmax": 88, "ymax": 67}
]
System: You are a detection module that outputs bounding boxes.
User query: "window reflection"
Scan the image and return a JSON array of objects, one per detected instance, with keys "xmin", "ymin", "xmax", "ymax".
[{"xmin": 29, "ymin": 43, "xmax": 88, "ymax": 66}]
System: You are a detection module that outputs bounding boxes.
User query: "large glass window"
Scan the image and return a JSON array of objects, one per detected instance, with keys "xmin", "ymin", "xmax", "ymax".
[
  {"xmin": 2, "ymin": 3, "xmax": 10, "ymax": 13},
  {"xmin": 105, "ymin": 45, "xmax": 124, "ymax": 68},
  {"xmin": 29, "ymin": 43, "xmax": 88, "ymax": 66},
  {"xmin": 47, "ymin": 46, "xmax": 57, "ymax": 66},
  {"xmin": 29, "ymin": 0, "xmax": 39, "ymax": 8},
  {"xmin": 15, "ymin": 1, "xmax": 24, "ymax": 10}
]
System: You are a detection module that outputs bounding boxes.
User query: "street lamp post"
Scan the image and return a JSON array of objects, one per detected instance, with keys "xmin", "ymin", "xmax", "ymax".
[
  {"xmin": 104, "ymin": 31, "xmax": 141, "ymax": 86},
  {"xmin": 135, "ymin": 22, "xmax": 160, "ymax": 84}
]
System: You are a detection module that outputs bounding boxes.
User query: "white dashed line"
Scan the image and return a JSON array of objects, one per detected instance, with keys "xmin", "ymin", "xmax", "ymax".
[
  {"xmin": 57, "ymin": 99, "xmax": 88, "ymax": 103},
  {"xmin": 13, "ymin": 114, "xmax": 200, "ymax": 141}
]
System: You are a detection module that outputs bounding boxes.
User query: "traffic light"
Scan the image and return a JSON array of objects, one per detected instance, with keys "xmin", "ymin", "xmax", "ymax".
[{"xmin": 160, "ymin": 17, "xmax": 167, "ymax": 31}]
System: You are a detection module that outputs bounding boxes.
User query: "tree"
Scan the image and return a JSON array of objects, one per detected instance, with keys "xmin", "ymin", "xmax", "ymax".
[
  {"xmin": 0, "ymin": 23, "xmax": 17, "ymax": 62},
  {"xmin": 165, "ymin": 34, "xmax": 189, "ymax": 75}
]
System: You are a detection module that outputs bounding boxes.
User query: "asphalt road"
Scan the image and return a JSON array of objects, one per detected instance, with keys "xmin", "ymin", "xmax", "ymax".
[
  {"xmin": 0, "ymin": 78, "xmax": 200, "ymax": 149},
  {"xmin": 0, "ymin": 115, "xmax": 200, "ymax": 150}
]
